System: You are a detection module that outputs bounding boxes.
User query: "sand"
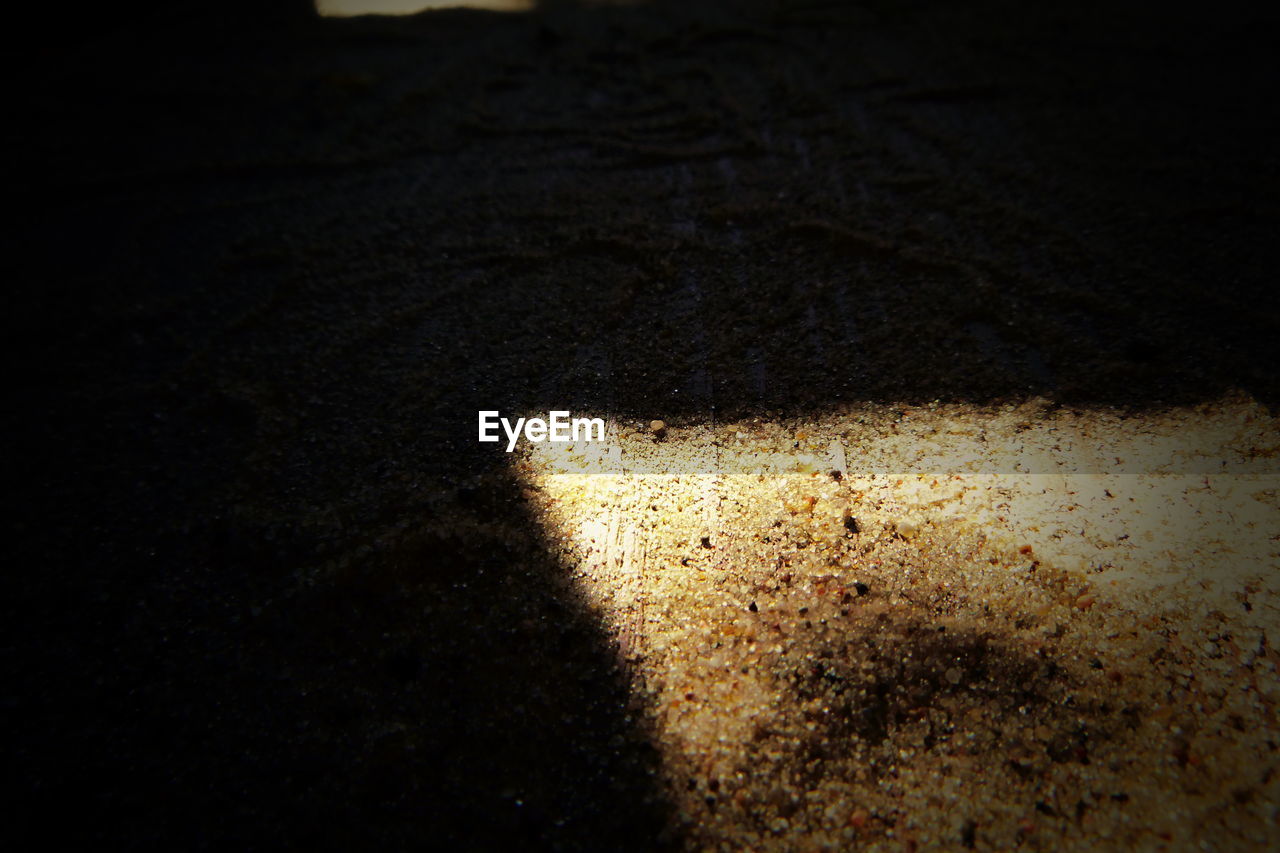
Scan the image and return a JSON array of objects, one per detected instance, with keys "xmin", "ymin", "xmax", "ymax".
[
  {"xmin": 520, "ymin": 398, "xmax": 1280, "ymax": 848},
  {"xmin": 9, "ymin": 0, "xmax": 1279, "ymax": 848}
]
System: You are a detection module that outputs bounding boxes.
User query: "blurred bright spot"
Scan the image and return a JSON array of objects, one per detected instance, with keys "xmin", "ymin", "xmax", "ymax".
[{"xmin": 316, "ymin": 0, "xmax": 533, "ymax": 16}]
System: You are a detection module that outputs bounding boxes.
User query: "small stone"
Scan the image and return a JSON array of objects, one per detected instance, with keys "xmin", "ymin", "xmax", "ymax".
[
  {"xmin": 787, "ymin": 495, "xmax": 818, "ymax": 514},
  {"xmin": 1075, "ymin": 594, "xmax": 1096, "ymax": 611},
  {"xmin": 650, "ymin": 419, "xmax": 667, "ymax": 437},
  {"xmin": 749, "ymin": 601, "xmax": 758, "ymax": 612},
  {"xmin": 945, "ymin": 667, "xmax": 963, "ymax": 684},
  {"xmin": 897, "ymin": 519, "xmax": 920, "ymax": 540}
]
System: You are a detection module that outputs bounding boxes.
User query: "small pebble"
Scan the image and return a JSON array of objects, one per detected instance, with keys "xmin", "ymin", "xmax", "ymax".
[
  {"xmin": 945, "ymin": 667, "xmax": 963, "ymax": 684},
  {"xmin": 650, "ymin": 419, "xmax": 667, "ymax": 437}
]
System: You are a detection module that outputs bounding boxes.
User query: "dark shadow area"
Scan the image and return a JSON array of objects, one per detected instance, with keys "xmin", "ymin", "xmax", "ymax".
[
  {"xmin": 5, "ymin": 0, "xmax": 1277, "ymax": 847},
  {"xmin": 748, "ymin": 607, "xmax": 1116, "ymax": 845}
]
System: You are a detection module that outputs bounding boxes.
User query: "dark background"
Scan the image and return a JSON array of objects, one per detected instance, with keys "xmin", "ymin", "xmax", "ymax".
[{"xmin": 6, "ymin": 1, "xmax": 1278, "ymax": 848}]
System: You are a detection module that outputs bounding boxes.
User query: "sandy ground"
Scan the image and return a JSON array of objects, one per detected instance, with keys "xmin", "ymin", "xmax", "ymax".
[
  {"xmin": 7, "ymin": 0, "xmax": 1279, "ymax": 849},
  {"xmin": 520, "ymin": 398, "xmax": 1280, "ymax": 848}
]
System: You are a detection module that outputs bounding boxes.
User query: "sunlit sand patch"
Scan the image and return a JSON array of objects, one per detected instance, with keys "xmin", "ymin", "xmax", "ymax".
[{"xmin": 513, "ymin": 395, "xmax": 1280, "ymax": 849}]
